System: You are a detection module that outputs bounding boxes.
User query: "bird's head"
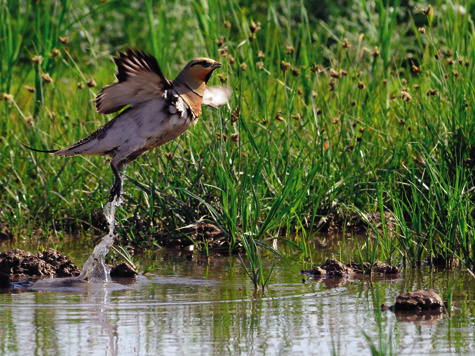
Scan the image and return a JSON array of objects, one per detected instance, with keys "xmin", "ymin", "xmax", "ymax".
[
  {"xmin": 182, "ymin": 58, "xmax": 222, "ymax": 83},
  {"xmin": 173, "ymin": 58, "xmax": 221, "ymax": 95}
]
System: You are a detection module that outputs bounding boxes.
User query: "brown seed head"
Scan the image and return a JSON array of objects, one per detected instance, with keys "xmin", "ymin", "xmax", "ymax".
[
  {"xmin": 240, "ymin": 62, "xmax": 247, "ymax": 71},
  {"xmin": 452, "ymin": 70, "xmax": 459, "ymax": 77},
  {"xmin": 250, "ymin": 20, "xmax": 261, "ymax": 33},
  {"xmin": 285, "ymin": 45, "xmax": 295, "ymax": 55},
  {"xmin": 216, "ymin": 36, "xmax": 225, "ymax": 47},
  {"xmin": 400, "ymin": 90, "xmax": 412, "ymax": 102},
  {"xmin": 26, "ymin": 116, "xmax": 35, "ymax": 126},
  {"xmin": 275, "ymin": 112, "xmax": 285, "ymax": 122},
  {"xmin": 372, "ymin": 46, "xmax": 380, "ymax": 58},
  {"xmin": 357, "ymin": 82, "xmax": 366, "ymax": 90},
  {"xmin": 165, "ymin": 152, "xmax": 173, "ymax": 161},
  {"xmin": 1, "ymin": 93, "xmax": 13, "ymax": 101},
  {"xmin": 343, "ymin": 38, "xmax": 350, "ymax": 49},
  {"xmin": 332, "ymin": 117, "xmax": 339, "ymax": 124},
  {"xmin": 448, "ymin": 58, "xmax": 455, "ymax": 65},
  {"xmin": 291, "ymin": 113, "xmax": 301, "ymax": 120},
  {"xmin": 24, "ymin": 85, "xmax": 35, "ymax": 93},
  {"xmin": 310, "ymin": 64, "xmax": 323, "ymax": 74},
  {"xmin": 217, "ymin": 133, "xmax": 228, "ymax": 141},
  {"xmin": 87, "ymin": 77, "xmax": 97, "ymax": 88},
  {"xmin": 219, "ymin": 47, "xmax": 228, "ymax": 56},
  {"xmin": 418, "ymin": 27, "xmax": 426, "ymax": 34},
  {"xmin": 42, "ymin": 73, "xmax": 53, "ymax": 83},
  {"xmin": 280, "ymin": 60, "xmax": 291, "ymax": 72},
  {"xmin": 231, "ymin": 133, "xmax": 239, "ymax": 142},
  {"xmin": 412, "ymin": 64, "xmax": 422, "ymax": 73},
  {"xmin": 32, "ymin": 55, "xmax": 43, "ymax": 64},
  {"xmin": 292, "ymin": 68, "xmax": 300, "ymax": 76},
  {"xmin": 258, "ymin": 50, "xmax": 265, "ymax": 59},
  {"xmin": 77, "ymin": 82, "xmax": 85, "ymax": 89},
  {"xmin": 256, "ymin": 61, "xmax": 264, "ymax": 70},
  {"xmin": 229, "ymin": 55, "xmax": 235, "ymax": 64},
  {"xmin": 224, "ymin": 21, "xmax": 231, "ymax": 28},
  {"xmin": 413, "ymin": 84, "xmax": 420, "ymax": 90},
  {"xmin": 59, "ymin": 36, "xmax": 69, "ymax": 44},
  {"xmin": 231, "ymin": 105, "xmax": 240, "ymax": 123},
  {"xmin": 297, "ymin": 87, "xmax": 303, "ymax": 95},
  {"xmin": 330, "ymin": 68, "xmax": 340, "ymax": 79},
  {"xmin": 49, "ymin": 48, "xmax": 61, "ymax": 59},
  {"xmin": 217, "ymin": 73, "xmax": 226, "ymax": 83}
]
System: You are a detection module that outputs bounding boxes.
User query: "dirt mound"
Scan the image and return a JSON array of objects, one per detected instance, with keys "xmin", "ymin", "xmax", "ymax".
[
  {"xmin": 110, "ymin": 262, "xmax": 138, "ymax": 278},
  {"xmin": 0, "ymin": 248, "xmax": 80, "ymax": 280},
  {"xmin": 301, "ymin": 258, "xmax": 352, "ymax": 277},
  {"xmin": 394, "ymin": 289, "xmax": 444, "ymax": 311},
  {"xmin": 301, "ymin": 259, "xmax": 399, "ymax": 278}
]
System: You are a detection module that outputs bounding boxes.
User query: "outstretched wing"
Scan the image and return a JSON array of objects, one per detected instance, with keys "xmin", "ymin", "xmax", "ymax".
[
  {"xmin": 95, "ymin": 49, "xmax": 172, "ymax": 115},
  {"xmin": 202, "ymin": 85, "xmax": 232, "ymax": 108}
]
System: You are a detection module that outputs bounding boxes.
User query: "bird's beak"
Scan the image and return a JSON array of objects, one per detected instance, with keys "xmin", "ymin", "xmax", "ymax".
[{"xmin": 212, "ymin": 61, "xmax": 222, "ymax": 69}]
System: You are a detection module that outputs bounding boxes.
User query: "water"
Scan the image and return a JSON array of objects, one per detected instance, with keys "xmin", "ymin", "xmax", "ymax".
[
  {"xmin": 0, "ymin": 253, "xmax": 474, "ymax": 356},
  {"xmin": 78, "ymin": 168, "xmax": 127, "ymax": 282}
]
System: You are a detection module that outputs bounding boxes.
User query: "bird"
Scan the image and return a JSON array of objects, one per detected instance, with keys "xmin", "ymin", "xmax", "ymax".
[{"xmin": 23, "ymin": 49, "xmax": 231, "ymax": 202}]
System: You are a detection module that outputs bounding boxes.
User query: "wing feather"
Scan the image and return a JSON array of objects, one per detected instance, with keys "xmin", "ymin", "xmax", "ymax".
[{"xmin": 95, "ymin": 49, "xmax": 171, "ymax": 114}]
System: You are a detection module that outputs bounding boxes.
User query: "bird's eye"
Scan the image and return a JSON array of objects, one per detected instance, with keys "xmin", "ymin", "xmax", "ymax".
[{"xmin": 201, "ymin": 61, "xmax": 211, "ymax": 68}]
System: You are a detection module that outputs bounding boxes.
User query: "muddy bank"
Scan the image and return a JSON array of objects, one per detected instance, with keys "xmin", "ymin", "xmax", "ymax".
[{"xmin": 0, "ymin": 248, "xmax": 80, "ymax": 287}]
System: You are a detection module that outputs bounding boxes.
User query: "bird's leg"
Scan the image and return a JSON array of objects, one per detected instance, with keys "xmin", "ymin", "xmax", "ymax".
[{"xmin": 109, "ymin": 162, "xmax": 122, "ymax": 202}]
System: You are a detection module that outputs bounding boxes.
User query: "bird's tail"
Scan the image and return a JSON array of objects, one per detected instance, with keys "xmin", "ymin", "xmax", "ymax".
[{"xmin": 17, "ymin": 139, "xmax": 59, "ymax": 154}]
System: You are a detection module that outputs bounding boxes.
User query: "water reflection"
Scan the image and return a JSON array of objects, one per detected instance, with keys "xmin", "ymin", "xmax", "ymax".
[{"xmin": 0, "ymin": 255, "xmax": 474, "ymax": 355}]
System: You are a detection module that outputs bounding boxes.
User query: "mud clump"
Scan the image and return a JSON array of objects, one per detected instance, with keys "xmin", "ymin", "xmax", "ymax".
[
  {"xmin": 301, "ymin": 258, "xmax": 351, "ymax": 277},
  {"xmin": 394, "ymin": 289, "xmax": 444, "ymax": 311},
  {"xmin": 301, "ymin": 259, "xmax": 399, "ymax": 278},
  {"xmin": 321, "ymin": 259, "xmax": 352, "ymax": 277},
  {"xmin": 110, "ymin": 262, "xmax": 138, "ymax": 278},
  {"xmin": 0, "ymin": 248, "xmax": 80, "ymax": 278},
  {"xmin": 348, "ymin": 260, "xmax": 399, "ymax": 275}
]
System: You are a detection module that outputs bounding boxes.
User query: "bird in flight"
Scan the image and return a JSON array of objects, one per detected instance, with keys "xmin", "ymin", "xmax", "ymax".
[{"xmin": 24, "ymin": 49, "xmax": 231, "ymax": 202}]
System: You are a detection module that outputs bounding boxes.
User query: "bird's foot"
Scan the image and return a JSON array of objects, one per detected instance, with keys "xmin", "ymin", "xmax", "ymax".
[{"xmin": 108, "ymin": 180, "xmax": 122, "ymax": 202}]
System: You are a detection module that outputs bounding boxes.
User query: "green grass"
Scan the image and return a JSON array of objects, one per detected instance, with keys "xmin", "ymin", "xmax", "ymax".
[{"xmin": 1, "ymin": 0, "xmax": 475, "ymax": 272}]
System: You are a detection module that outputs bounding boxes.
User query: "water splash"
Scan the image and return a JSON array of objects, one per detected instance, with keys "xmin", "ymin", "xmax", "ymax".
[{"xmin": 78, "ymin": 167, "xmax": 127, "ymax": 282}]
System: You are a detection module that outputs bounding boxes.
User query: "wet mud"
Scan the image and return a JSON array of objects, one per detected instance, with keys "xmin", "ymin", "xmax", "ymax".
[
  {"xmin": 301, "ymin": 258, "xmax": 400, "ymax": 278},
  {"xmin": 0, "ymin": 248, "xmax": 138, "ymax": 288},
  {"xmin": 380, "ymin": 289, "xmax": 445, "ymax": 322},
  {"xmin": 0, "ymin": 248, "xmax": 80, "ymax": 287}
]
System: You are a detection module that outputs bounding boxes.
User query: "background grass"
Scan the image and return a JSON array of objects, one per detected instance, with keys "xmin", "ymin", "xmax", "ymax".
[{"xmin": 1, "ymin": 0, "xmax": 474, "ymax": 270}]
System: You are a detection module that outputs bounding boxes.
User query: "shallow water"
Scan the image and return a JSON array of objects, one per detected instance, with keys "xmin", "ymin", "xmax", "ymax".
[{"xmin": 0, "ymin": 251, "xmax": 474, "ymax": 356}]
